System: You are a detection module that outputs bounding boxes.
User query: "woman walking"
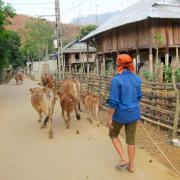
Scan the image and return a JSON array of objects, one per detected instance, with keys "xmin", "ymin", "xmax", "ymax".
[{"xmin": 107, "ymin": 54, "xmax": 142, "ymax": 173}]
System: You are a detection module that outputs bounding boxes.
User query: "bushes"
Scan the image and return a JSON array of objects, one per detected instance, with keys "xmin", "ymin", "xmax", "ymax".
[
  {"xmin": 163, "ymin": 65, "xmax": 171, "ymax": 83},
  {"xmin": 142, "ymin": 71, "xmax": 156, "ymax": 82},
  {"xmin": 175, "ymin": 68, "xmax": 180, "ymax": 82},
  {"xmin": 143, "ymin": 66, "xmax": 180, "ymax": 83}
]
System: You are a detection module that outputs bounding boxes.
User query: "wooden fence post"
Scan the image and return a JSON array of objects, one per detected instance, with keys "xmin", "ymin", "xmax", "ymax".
[
  {"xmin": 87, "ymin": 63, "xmax": 90, "ymax": 75},
  {"xmin": 176, "ymin": 47, "xmax": 179, "ymax": 63},
  {"xmin": 96, "ymin": 58, "xmax": 99, "ymax": 75},
  {"xmin": 103, "ymin": 54, "xmax": 106, "ymax": 75},
  {"xmin": 171, "ymin": 62, "xmax": 180, "ymax": 138},
  {"xmin": 149, "ymin": 47, "xmax": 153, "ymax": 73},
  {"xmin": 165, "ymin": 53, "xmax": 169, "ymax": 66}
]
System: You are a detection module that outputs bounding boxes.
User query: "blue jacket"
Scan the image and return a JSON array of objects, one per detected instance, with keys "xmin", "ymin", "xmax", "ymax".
[{"xmin": 107, "ymin": 70, "xmax": 142, "ymax": 124}]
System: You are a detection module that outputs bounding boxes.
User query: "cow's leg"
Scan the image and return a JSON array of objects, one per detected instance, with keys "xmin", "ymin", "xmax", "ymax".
[
  {"xmin": 84, "ymin": 104, "xmax": 88, "ymax": 117},
  {"xmin": 38, "ymin": 112, "xmax": 43, "ymax": 123},
  {"xmin": 62, "ymin": 108, "xmax": 66, "ymax": 125},
  {"xmin": 62, "ymin": 108, "xmax": 69, "ymax": 129},
  {"xmin": 66, "ymin": 111, "xmax": 71, "ymax": 129},
  {"xmin": 72, "ymin": 99, "xmax": 80, "ymax": 120},
  {"xmin": 48, "ymin": 108, "xmax": 53, "ymax": 138},
  {"xmin": 94, "ymin": 103, "xmax": 99, "ymax": 121},
  {"xmin": 74, "ymin": 111, "xmax": 80, "ymax": 134},
  {"xmin": 41, "ymin": 115, "xmax": 49, "ymax": 128},
  {"xmin": 72, "ymin": 99, "xmax": 80, "ymax": 133},
  {"xmin": 94, "ymin": 103, "xmax": 100, "ymax": 127},
  {"xmin": 86, "ymin": 105, "xmax": 92, "ymax": 124},
  {"xmin": 48, "ymin": 116, "xmax": 53, "ymax": 138}
]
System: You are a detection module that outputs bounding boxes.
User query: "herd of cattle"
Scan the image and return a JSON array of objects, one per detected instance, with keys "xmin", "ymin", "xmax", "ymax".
[{"xmin": 15, "ymin": 72, "xmax": 100, "ymax": 138}]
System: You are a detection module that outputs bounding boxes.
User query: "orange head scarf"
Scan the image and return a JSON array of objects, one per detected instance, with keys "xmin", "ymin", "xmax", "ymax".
[{"xmin": 116, "ymin": 54, "xmax": 135, "ymax": 74}]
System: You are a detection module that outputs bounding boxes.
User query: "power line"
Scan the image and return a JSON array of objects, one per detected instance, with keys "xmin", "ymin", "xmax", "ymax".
[
  {"xmin": 11, "ymin": 2, "xmax": 54, "ymax": 6},
  {"xmin": 63, "ymin": 0, "xmax": 89, "ymax": 13},
  {"xmin": 36, "ymin": 15, "xmax": 56, "ymax": 17}
]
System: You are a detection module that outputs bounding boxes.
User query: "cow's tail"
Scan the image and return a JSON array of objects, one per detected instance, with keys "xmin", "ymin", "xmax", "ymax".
[{"xmin": 78, "ymin": 102, "xmax": 82, "ymax": 112}]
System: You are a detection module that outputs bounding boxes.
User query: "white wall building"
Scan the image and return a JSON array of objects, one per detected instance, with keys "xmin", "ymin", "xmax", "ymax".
[{"xmin": 27, "ymin": 59, "xmax": 57, "ymax": 80}]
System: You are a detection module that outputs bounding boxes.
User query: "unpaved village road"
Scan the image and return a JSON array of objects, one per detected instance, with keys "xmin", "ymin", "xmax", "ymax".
[{"xmin": 0, "ymin": 77, "xmax": 179, "ymax": 180}]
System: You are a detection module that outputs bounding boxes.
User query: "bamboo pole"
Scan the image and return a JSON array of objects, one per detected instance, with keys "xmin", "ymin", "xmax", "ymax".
[
  {"xmin": 165, "ymin": 53, "xmax": 169, "ymax": 66},
  {"xmin": 171, "ymin": 62, "xmax": 180, "ymax": 138},
  {"xmin": 87, "ymin": 63, "xmax": 90, "ymax": 74},
  {"xmin": 149, "ymin": 47, "xmax": 153, "ymax": 73},
  {"xmin": 103, "ymin": 54, "xmax": 105, "ymax": 75},
  {"xmin": 141, "ymin": 102, "xmax": 174, "ymax": 115},
  {"xmin": 75, "ymin": 65, "xmax": 77, "ymax": 74},
  {"xmin": 165, "ymin": 31, "xmax": 169, "ymax": 66},
  {"xmin": 96, "ymin": 58, "xmax": 99, "ymax": 75},
  {"xmin": 141, "ymin": 116, "xmax": 180, "ymax": 133},
  {"xmin": 176, "ymin": 47, "xmax": 179, "ymax": 63}
]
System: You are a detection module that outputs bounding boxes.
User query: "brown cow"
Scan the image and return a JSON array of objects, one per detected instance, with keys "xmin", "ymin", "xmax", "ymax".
[
  {"xmin": 82, "ymin": 93, "xmax": 100, "ymax": 124},
  {"xmin": 58, "ymin": 79, "xmax": 81, "ymax": 131},
  {"xmin": 30, "ymin": 87, "xmax": 56, "ymax": 138},
  {"xmin": 41, "ymin": 74, "xmax": 54, "ymax": 86},
  {"xmin": 15, "ymin": 72, "xmax": 23, "ymax": 85}
]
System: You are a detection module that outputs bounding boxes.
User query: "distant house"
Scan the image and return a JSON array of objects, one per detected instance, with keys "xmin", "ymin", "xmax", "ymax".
[
  {"xmin": 26, "ymin": 40, "xmax": 96, "ymax": 79},
  {"xmin": 63, "ymin": 40, "xmax": 96, "ymax": 73},
  {"xmin": 81, "ymin": 0, "xmax": 180, "ymax": 76}
]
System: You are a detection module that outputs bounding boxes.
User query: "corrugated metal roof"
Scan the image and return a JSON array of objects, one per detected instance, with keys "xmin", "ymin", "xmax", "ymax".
[
  {"xmin": 63, "ymin": 40, "xmax": 78, "ymax": 50},
  {"xmin": 62, "ymin": 40, "xmax": 96, "ymax": 53},
  {"xmin": 80, "ymin": 0, "xmax": 180, "ymax": 42}
]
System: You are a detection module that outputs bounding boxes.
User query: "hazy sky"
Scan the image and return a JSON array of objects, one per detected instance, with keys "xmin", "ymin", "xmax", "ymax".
[{"xmin": 5, "ymin": 0, "xmax": 141, "ymax": 23}]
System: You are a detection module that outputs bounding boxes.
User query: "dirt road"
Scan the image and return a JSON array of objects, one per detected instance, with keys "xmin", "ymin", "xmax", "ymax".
[{"xmin": 0, "ymin": 77, "xmax": 178, "ymax": 180}]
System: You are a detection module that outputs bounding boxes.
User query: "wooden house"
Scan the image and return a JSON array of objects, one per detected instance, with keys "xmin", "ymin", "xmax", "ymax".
[
  {"xmin": 81, "ymin": 0, "xmax": 180, "ymax": 77},
  {"xmin": 63, "ymin": 40, "xmax": 96, "ymax": 73}
]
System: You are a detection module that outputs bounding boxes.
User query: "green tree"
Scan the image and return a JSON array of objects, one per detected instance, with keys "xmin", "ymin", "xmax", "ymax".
[
  {"xmin": 6, "ymin": 30, "xmax": 21, "ymax": 68},
  {"xmin": 0, "ymin": 0, "xmax": 15, "ymax": 28},
  {"xmin": 0, "ymin": 0, "xmax": 16, "ymax": 79},
  {"xmin": 78, "ymin": 24, "xmax": 97, "ymax": 39},
  {"xmin": 0, "ymin": 30, "xmax": 21, "ymax": 68},
  {"xmin": 22, "ymin": 19, "xmax": 54, "ymax": 61}
]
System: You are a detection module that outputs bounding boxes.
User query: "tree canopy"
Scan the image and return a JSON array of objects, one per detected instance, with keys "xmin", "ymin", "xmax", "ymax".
[
  {"xmin": 0, "ymin": 0, "xmax": 20, "ymax": 77},
  {"xmin": 0, "ymin": 0, "xmax": 15, "ymax": 28},
  {"xmin": 78, "ymin": 24, "xmax": 97, "ymax": 39},
  {"xmin": 22, "ymin": 18, "xmax": 54, "ymax": 61}
]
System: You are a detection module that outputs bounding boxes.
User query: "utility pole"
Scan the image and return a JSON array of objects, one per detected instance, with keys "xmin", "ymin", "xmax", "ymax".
[{"xmin": 55, "ymin": 0, "xmax": 63, "ymax": 79}]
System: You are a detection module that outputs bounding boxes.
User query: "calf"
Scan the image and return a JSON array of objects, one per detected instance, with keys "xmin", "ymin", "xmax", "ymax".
[
  {"xmin": 15, "ymin": 72, "xmax": 23, "ymax": 85},
  {"xmin": 58, "ymin": 79, "xmax": 81, "ymax": 130},
  {"xmin": 82, "ymin": 93, "xmax": 100, "ymax": 124},
  {"xmin": 41, "ymin": 74, "xmax": 54, "ymax": 86},
  {"xmin": 30, "ymin": 87, "xmax": 56, "ymax": 138}
]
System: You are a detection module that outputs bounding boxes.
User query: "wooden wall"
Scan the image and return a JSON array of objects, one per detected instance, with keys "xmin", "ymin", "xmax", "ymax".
[
  {"xmin": 173, "ymin": 19, "xmax": 180, "ymax": 45},
  {"xmin": 96, "ymin": 18, "xmax": 180, "ymax": 53}
]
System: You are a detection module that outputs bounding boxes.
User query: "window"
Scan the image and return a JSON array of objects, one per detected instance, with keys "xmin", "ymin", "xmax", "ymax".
[{"xmin": 75, "ymin": 53, "xmax": 80, "ymax": 60}]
